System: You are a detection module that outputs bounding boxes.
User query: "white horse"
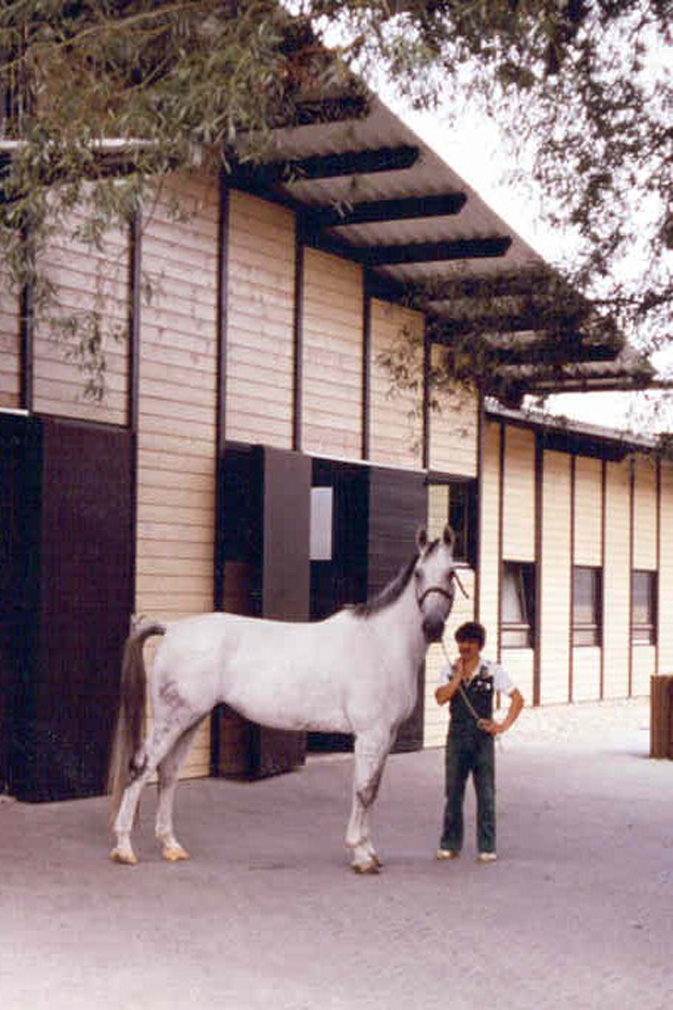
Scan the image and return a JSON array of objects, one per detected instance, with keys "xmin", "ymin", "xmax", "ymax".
[{"xmin": 108, "ymin": 524, "xmax": 459, "ymax": 873}]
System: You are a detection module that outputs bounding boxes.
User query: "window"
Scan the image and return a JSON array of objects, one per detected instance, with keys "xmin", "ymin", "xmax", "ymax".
[
  {"xmin": 573, "ymin": 567, "xmax": 602, "ymax": 646},
  {"xmin": 501, "ymin": 562, "xmax": 535, "ymax": 648},
  {"xmin": 309, "ymin": 487, "xmax": 334, "ymax": 561},
  {"xmin": 427, "ymin": 479, "xmax": 478, "ymax": 567},
  {"xmin": 632, "ymin": 571, "xmax": 657, "ymax": 645}
]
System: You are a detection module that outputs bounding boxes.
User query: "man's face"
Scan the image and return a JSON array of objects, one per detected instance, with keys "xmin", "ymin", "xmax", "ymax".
[{"xmin": 457, "ymin": 638, "xmax": 481, "ymax": 664}]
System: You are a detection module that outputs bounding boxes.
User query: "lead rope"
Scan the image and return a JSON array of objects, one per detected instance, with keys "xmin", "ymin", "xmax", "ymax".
[{"xmin": 440, "ymin": 641, "xmax": 504, "ymax": 750}]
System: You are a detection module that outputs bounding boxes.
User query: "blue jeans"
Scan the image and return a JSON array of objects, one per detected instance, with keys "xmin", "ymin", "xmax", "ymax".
[{"xmin": 440, "ymin": 731, "xmax": 495, "ymax": 854}]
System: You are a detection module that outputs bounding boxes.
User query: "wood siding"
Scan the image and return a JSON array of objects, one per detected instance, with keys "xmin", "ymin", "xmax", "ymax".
[
  {"xmin": 0, "ymin": 265, "xmax": 19, "ymax": 408},
  {"xmin": 225, "ymin": 190, "xmax": 295, "ymax": 448},
  {"xmin": 573, "ymin": 457, "xmax": 603, "ymax": 566},
  {"xmin": 502, "ymin": 426, "xmax": 536, "ymax": 560},
  {"xmin": 302, "ymin": 249, "xmax": 363, "ymax": 458},
  {"xmin": 659, "ymin": 463, "xmax": 673, "ymax": 673},
  {"xmin": 33, "ymin": 204, "xmax": 128, "ymax": 424},
  {"xmin": 424, "ymin": 569, "xmax": 476, "ymax": 748},
  {"xmin": 135, "ymin": 172, "xmax": 219, "ymax": 778},
  {"xmin": 369, "ymin": 299, "xmax": 423, "ymax": 467},
  {"xmin": 429, "ymin": 345, "xmax": 478, "ymax": 476},
  {"xmin": 539, "ymin": 450, "xmax": 572, "ymax": 704},
  {"xmin": 479, "ymin": 422, "xmax": 501, "ymax": 656},
  {"xmin": 633, "ymin": 456, "xmax": 657, "ymax": 570},
  {"xmin": 603, "ymin": 459, "xmax": 631, "ymax": 699}
]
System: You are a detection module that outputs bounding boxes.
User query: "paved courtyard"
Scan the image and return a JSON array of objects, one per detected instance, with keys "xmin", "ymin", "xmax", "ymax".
[{"xmin": 0, "ymin": 697, "xmax": 671, "ymax": 1010}]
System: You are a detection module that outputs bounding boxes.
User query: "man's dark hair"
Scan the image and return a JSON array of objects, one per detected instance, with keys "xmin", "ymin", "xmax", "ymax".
[{"xmin": 455, "ymin": 621, "xmax": 486, "ymax": 649}]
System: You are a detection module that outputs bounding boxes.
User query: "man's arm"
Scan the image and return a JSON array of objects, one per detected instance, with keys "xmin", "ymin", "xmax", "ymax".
[
  {"xmin": 478, "ymin": 688, "xmax": 524, "ymax": 736},
  {"xmin": 435, "ymin": 664, "xmax": 463, "ymax": 706}
]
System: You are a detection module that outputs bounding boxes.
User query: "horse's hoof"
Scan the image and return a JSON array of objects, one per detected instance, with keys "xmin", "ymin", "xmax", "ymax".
[
  {"xmin": 163, "ymin": 844, "xmax": 189, "ymax": 862},
  {"xmin": 352, "ymin": 859, "xmax": 381, "ymax": 875},
  {"xmin": 110, "ymin": 847, "xmax": 137, "ymax": 866}
]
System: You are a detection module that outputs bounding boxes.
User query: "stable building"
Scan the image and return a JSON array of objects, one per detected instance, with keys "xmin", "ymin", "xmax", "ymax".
[{"xmin": 0, "ymin": 89, "xmax": 666, "ymax": 801}]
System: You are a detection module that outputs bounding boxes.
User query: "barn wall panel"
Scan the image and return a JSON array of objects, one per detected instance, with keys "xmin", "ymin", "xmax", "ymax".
[
  {"xmin": 572, "ymin": 648, "xmax": 601, "ymax": 701},
  {"xmin": 479, "ymin": 422, "xmax": 501, "ymax": 658},
  {"xmin": 302, "ymin": 249, "xmax": 363, "ymax": 459},
  {"xmin": 369, "ymin": 299, "xmax": 422, "ymax": 468},
  {"xmin": 658, "ymin": 463, "xmax": 673, "ymax": 671},
  {"xmin": 429, "ymin": 345, "xmax": 478, "ymax": 476},
  {"xmin": 502, "ymin": 426, "xmax": 535, "ymax": 561},
  {"xmin": 573, "ymin": 457, "xmax": 602, "ymax": 566},
  {"xmin": 225, "ymin": 190, "xmax": 295, "ymax": 448},
  {"xmin": 32, "ymin": 202, "xmax": 128, "ymax": 424},
  {"xmin": 603, "ymin": 459, "xmax": 631, "ymax": 698},
  {"xmin": 539, "ymin": 450, "xmax": 571, "ymax": 705},
  {"xmin": 0, "ymin": 265, "xmax": 20, "ymax": 408},
  {"xmin": 136, "ymin": 172, "xmax": 219, "ymax": 778},
  {"xmin": 632, "ymin": 644, "xmax": 656, "ymax": 697},
  {"xmin": 633, "ymin": 456, "xmax": 657, "ymax": 570},
  {"xmin": 424, "ymin": 570, "xmax": 476, "ymax": 749}
]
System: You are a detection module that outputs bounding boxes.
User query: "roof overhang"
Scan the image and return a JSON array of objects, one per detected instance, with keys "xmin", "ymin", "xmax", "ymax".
[{"xmin": 230, "ymin": 90, "xmax": 655, "ymax": 404}]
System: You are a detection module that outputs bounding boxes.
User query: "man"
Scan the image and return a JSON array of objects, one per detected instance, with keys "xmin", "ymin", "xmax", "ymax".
[{"xmin": 435, "ymin": 621, "xmax": 524, "ymax": 863}]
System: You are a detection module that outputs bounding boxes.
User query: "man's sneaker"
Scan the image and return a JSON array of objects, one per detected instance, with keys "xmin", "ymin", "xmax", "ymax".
[
  {"xmin": 435, "ymin": 848, "xmax": 459, "ymax": 860},
  {"xmin": 477, "ymin": 852, "xmax": 497, "ymax": 863}
]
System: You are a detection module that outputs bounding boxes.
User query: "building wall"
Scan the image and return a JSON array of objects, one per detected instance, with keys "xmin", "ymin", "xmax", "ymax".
[
  {"xmin": 225, "ymin": 190, "xmax": 295, "ymax": 448},
  {"xmin": 572, "ymin": 456, "xmax": 603, "ymax": 701},
  {"xmin": 0, "ymin": 264, "xmax": 20, "ymax": 408},
  {"xmin": 603, "ymin": 458, "xmax": 632, "ymax": 699},
  {"xmin": 539, "ymin": 450, "xmax": 572, "ymax": 705},
  {"xmin": 32, "ymin": 204, "xmax": 129, "ymax": 424},
  {"xmin": 369, "ymin": 299, "xmax": 423, "ymax": 468},
  {"xmin": 659, "ymin": 462, "xmax": 673, "ymax": 674},
  {"xmin": 135, "ymin": 172, "xmax": 219, "ymax": 777},
  {"xmin": 429, "ymin": 346, "xmax": 479, "ymax": 477},
  {"xmin": 301, "ymin": 249, "xmax": 363, "ymax": 458},
  {"xmin": 632, "ymin": 455, "xmax": 658, "ymax": 696}
]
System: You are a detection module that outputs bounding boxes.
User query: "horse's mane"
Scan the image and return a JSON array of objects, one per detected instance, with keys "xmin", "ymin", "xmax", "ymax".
[{"xmin": 350, "ymin": 539, "xmax": 438, "ymax": 619}]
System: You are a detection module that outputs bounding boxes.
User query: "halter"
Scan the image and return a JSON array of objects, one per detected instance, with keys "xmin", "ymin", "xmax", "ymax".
[{"xmin": 416, "ymin": 568, "xmax": 469, "ymax": 610}]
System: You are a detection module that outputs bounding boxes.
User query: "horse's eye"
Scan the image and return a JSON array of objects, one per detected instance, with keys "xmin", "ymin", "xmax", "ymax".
[{"xmin": 414, "ymin": 569, "xmax": 421, "ymax": 580}]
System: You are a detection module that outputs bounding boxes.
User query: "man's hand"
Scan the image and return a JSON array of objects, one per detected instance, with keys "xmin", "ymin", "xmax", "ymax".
[{"xmin": 477, "ymin": 718, "xmax": 502, "ymax": 736}]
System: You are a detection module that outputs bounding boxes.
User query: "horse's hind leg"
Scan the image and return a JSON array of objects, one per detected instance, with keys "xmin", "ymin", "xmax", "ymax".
[
  {"xmin": 111, "ymin": 710, "xmax": 197, "ymax": 866},
  {"xmin": 346, "ymin": 730, "xmax": 391, "ymax": 874},
  {"xmin": 155, "ymin": 720, "xmax": 203, "ymax": 862}
]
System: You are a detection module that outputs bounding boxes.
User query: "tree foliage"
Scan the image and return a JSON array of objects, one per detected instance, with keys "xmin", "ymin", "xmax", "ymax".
[{"xmin": 1, "ymin": 0, "xmax": 670, "ymax": 398}]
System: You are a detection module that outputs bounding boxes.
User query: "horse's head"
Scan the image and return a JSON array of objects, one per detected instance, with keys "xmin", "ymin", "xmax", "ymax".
[{"xmin": 414, "ymin": 524, "xmax": 462, "ymax": 643}]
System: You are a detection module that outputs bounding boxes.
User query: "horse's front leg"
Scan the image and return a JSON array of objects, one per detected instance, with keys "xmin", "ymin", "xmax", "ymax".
[{"xmin": 346, "ymin": 730, "xmax": 392, "ymax": 874}]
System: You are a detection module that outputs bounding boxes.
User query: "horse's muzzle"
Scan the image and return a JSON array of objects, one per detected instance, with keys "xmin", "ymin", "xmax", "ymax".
[{"xmin": 422, "ymin": 616, "xmax": 446, "ymax": 643}]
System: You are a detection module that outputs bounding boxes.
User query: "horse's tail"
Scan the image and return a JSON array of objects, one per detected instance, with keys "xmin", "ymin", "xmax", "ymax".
[{"xmin": 107, "ymin": 620, "xmax": 166, "ymax": 823}]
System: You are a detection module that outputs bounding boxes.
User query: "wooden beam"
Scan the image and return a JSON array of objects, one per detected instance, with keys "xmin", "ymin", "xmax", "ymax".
[
  {"xmin": 276, "ymin": 94, "xmax": 369, "ymax": 127},
  {"xmin": 491, "ymin": 341, "xmax": 620, "ymax": 367},
  {"xmin": 429, "ymin": 309, "xmax": 593, "ymax": 339},
  {"xmin": 414, "ymin": 268, "xmax": 559, "ymax": 303},
  {"xmin": 344, "ymin": 235, "xmax": 512, "ymax": 266},
  {"xmin": 306, "ymin": 192, "xmax": 467, "ymax": 228},
  {"xmin": 230, "ymin": 145, "xmax": 420, "ymax": 186}
]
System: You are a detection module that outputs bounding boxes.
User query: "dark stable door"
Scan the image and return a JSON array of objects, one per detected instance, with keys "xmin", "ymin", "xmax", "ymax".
[
  {"xmin": 10, "ymin": 418, "xmax": 134, "ymax": 801},
  {"xmin": 0, "ymin": 415, "xmax": 39, "ymax": 793},
  {"xmin": 214, "ymin": 444, "xmax": 310, "ymax": 778}
]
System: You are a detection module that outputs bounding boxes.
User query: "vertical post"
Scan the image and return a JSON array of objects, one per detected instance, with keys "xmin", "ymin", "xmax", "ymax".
[
  {"xmin": 292, "ymin": 217, "xmax": 304, "ymax": 453},
  {"xmin": 361, "ymin": 270, "xmax": 372, "ymax": 461},
  {"xmin": 422, "ymin": 325, "xmax": 431, "ymax": 471},
  {"xmin": 496, "ymin": 423, "xmax": 505, "ymax": 665},
  {"xmin": 19, "ymin": 224, "xmax": 34, "ymax": 413},
  {"xmin": 126, "ymin": 209, "xmax": 142, "ymax": 622},
  {"xmin": 533, "ymin": 433, "xmax": 543, "ymax": 707},
  {"xmin": 214, "ymin": 172, "xmax": 230, "ymax": 613},
  {"xmin": 569, "ymin": 454, "xmax": 576, "ymax": 703}
]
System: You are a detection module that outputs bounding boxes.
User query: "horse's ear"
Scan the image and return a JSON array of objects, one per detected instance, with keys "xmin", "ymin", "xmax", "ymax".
[
  {"xmin": 416, "ymin": 526, "xmax": 429, "ymax": 552},
  {"xmin": 443, "ymin": 524, "xmax": 455, "ymax": 549}
]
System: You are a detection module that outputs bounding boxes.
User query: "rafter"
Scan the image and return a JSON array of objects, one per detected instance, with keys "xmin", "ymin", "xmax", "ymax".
[
  {"xmin": 343, "ymin": 235, "xmax": 512, "ymax": 266},
  {"xmin": 230, "ymin": 145, "xmax": 420, "ymax": 186},
  {"xmin": 306, "ymin": 192, "xmax": 467, "ymax": 228}
]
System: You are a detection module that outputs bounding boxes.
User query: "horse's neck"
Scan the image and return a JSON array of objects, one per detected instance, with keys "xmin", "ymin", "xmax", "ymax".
[{"xmin": 370, "ymin": 581, "xmax": 426, "ymax": 672}]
